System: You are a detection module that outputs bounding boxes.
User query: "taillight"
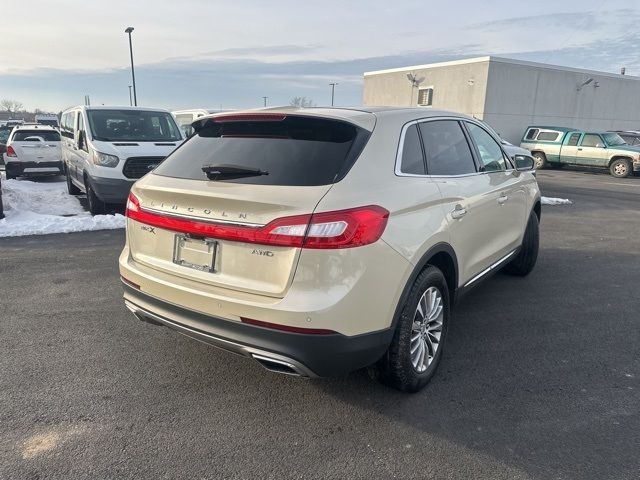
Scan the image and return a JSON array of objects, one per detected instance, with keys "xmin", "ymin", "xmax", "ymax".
[
  {"xmin": 6, "ymin": 145, "xmax": 16, "ymax": 157},
  {"xmin": 240, "ymin": 317, "xmax": 337, "ymax": 335},
  {"xmin": 126, "ymin": 192, "xmax": 389, "ymax": 249}
]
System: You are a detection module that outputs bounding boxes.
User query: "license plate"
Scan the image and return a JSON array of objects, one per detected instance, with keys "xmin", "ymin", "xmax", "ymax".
[{"xmin": 172, "ymin": 234, "xmax": 217, "ymax": 273}]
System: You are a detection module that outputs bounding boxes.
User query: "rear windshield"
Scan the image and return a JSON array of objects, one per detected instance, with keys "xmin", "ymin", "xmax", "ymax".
[
  {"xmin": 37, "ymin": 119, "xmax": 59, "ymax": 127},
  {"xmin": 12, "ymin": 130, "xmax": 61, "ymax": 141},
  {"xmin": 87, "ymin": 109, "xmax": 182, "ymax": 142},
  {"xmin": 153, "ymin": 115, "xmax": 369, "ymax": 186}
]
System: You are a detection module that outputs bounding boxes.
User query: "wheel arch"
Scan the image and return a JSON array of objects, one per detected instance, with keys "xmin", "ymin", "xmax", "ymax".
[
  {"xmin": 608, "ymin": 155, "xmax": 633, "ymax": 167},
  {"xmin": 390, "ymin": 243, "xmax": 459, "ymax": 331},
  {"xmin": 533, "ymin": 199, "xmax": 541, "ymax": 222}
]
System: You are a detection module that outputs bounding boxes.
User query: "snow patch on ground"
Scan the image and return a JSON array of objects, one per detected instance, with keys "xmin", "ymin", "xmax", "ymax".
[
  {"xmin": 0, "ymin": 176, "xmax": 125, "ymax": 237},
  {"xmin": 541, "ymin": 196, "xmax": 572, "ymax": 206}
]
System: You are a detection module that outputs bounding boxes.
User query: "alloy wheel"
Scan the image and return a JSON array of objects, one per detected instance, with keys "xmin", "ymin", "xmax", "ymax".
[{"xmin": 410, "ymin": 286, "xmax": 444, "ymax": 373}]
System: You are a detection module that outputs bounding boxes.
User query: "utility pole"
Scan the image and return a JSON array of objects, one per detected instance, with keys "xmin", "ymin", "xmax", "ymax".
[
  {"xmin": 329, "ymin": 83, "xmax": 338, "ymax": 106},
  {"xmin": 125, "ymin": 27, "xmax": 137, "ymax": 106},
  {"xmin": 128, "ymin": 86, "xmax": 133, "ymax": 106},
  {"xmin": 262, "ymin": 96, "xmax": 268, "ymax": 107}
]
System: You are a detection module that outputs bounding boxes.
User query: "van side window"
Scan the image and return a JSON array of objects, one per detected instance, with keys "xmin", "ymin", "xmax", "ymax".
[
  {"xmin": 567, "ymin": 133, "xmax": 581, "ymax": 146},
  {"xmin": 581, "ymin": 134, "xmax": 603, "ymax": 147},
  {"xmin": 419, "ymin": 120, "xmax": 476, "ymax": 176},
  {"xmin": 525, "ymin": 129, "xmax": 539, "ymax": 140},
  {"xmin": 399, "ymin": 124, "xmax": 425, "ymax": 175},
  {"xmin": 536, "ymin": 131, "xmax": 559, "ymax": 142}
]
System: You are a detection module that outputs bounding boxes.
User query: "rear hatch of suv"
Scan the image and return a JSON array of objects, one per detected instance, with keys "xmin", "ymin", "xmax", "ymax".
[
  {"xmin": 8, "ymin": 129, "xmax": 61, "ymax": 165},
  {"xmin": 126, "ymin": 112, "xmax": 373, "ymax": 298}
]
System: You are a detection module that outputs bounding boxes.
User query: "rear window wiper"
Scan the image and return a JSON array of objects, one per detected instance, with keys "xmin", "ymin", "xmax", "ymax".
[{"xmin": 202, "ymin": 164, "xmax": 269, "ymax": 180}]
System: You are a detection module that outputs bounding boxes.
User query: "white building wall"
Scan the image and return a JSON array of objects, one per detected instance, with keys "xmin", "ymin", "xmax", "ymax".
[
  {"xmin": 363, "ymin": 58, "xmax": 490, "ymax": 117},
  {"xmin": 484, "ymin": 59, "xmax": 640, "ymax": 143},
  {"xmin": 363, "ymin": 57, "xmax": 640, "ymax": 145}
]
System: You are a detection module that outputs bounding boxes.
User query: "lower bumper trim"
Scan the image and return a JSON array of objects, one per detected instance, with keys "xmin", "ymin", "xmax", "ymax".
[
  {"xmin": 121, "ymin": 283, "xmax": 394, "ymax": 377},
  {"xmin": 125, "ymin": 299, "xmax": 317, "ymax": 377}
]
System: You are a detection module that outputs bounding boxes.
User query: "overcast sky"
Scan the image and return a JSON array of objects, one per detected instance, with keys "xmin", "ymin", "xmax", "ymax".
[{"xmin": 2, "ymin": 0, "xmax": 639, "ymax": 112}]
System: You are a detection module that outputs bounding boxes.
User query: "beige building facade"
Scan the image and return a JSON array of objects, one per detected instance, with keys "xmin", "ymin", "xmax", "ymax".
[{"xmin": 363, "ymin": 56, "xmax": 640, "ymax": 143}]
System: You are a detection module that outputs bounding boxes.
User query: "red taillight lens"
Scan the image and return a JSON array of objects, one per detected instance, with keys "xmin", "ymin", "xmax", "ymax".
[
  {"xmin": 240, "ymin": 317, "xmax": 337, "ymax": 335},
  {"xmin": 126, "ymin": 192, "xmax": 389, "ymax": 249},
  {"xmin": 210, "ymin": 113, "xmax": 287, "ymax": 123},
  {"xmin": 6, "ymin": 145, "xmax": 16, "ymax": 157}
]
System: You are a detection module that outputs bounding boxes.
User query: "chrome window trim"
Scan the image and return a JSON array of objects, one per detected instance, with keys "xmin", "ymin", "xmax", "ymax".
[{"xmin": 394, "ymin": 116, "xmax": 515, "ymax": 178}]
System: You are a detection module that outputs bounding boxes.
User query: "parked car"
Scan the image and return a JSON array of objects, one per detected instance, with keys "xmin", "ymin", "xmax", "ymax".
[
  {"xmin": 120, "ymin": 107, "xmax": 540, "ymax": 392},
  {"xmin": 479, "ymin": 120, "xmax": 533, "ymax": 161},
  {"xmin": 0, "ymin": 125, "xmax": 12, "ymax": 164},
  {"xmin": 520, "ymin": 126, "xmax": 640, "ymax": 177},
  {"xmin": 3, "ymin": 124, "xmax": 63, "ymax": 179},
  {"xmin": 172, "ymin": 109, "xmax": 234, "ymax": 137},
  {"xmin": 60, "ymin": 106, "xmax": 184, "ymax": 214},
  {"xmin": 0, "ymin": 174, "xmax": 4, "ymax": 219},
  {"xmin": 610, "ymin": 130, "xmax": 640, "ymax": 146},
  {"xmin": 35, "ymin": 114, "xmax": 60, "ymax": 129}
]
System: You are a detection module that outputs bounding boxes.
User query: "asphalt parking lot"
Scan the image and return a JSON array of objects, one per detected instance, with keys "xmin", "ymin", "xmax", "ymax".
[{"xmin": 1, "ymin": 169, "xmax": 638, "ymax": 479}]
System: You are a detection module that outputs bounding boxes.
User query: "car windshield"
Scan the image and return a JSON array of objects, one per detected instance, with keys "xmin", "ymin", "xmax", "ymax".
[
  {"xmin": 87, "ymin": 109, "xmax": 182, "ymax": 142},
  {"xmin": 0, "ymin": 129, "xmax": 11, "ymax": 143},
  {"xmin": 603, "ymin": 132, "xmax": 626, "ymax": 146}
]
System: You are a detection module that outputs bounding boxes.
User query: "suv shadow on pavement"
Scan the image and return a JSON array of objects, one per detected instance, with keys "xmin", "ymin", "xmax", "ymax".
[{"xmin": 310, "ymin": 245, "xmax": 639, "ymax": 479}]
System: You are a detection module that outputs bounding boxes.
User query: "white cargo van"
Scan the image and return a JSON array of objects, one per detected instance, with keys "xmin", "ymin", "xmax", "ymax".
[
  {"xmin": 172, "ymin": 109, "xmax": 233, "ymax": 137},
  {"xmin": 60, "ymin": 106, "xmax": 183, "ymax": 214}
]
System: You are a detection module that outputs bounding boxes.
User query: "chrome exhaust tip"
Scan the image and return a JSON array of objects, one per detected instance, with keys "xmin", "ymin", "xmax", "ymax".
[{"xmin": 251, "ymin": 353, "xmax": 305, "ymax": 377}]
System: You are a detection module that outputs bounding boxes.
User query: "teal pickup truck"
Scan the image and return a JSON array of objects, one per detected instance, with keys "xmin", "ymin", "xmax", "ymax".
[{"xmin": 520, "ymin": 126, "xmax": 640, "ymax": 178}]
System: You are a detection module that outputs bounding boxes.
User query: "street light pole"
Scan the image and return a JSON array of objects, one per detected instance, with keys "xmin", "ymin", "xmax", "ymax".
[
  {"xmin": 262, "ymin": 96, "xmax": 268, "ymax": 107},
  {"xmin": 125, "ymin": 27, "xmax": 137, "ymax": 106},
  {"xmin": 329, "ymin": 83, "xmax": 338, "ymax": 106},
  {"xmin": 128, "ymin": 85, "xmax": 133, "ymax": 106}
]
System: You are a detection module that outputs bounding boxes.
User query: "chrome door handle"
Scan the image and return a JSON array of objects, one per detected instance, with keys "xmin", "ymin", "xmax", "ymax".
[
  {"xmin": 451, "ymin": 206, "xmax": 467, "ymax": 219},
  {"xmin": 498, "ymin": 194, "xmax": 508, "ymax": 205}
]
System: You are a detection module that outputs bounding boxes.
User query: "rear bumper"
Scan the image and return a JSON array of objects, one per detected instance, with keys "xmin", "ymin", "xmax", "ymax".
[
  {"xmin": 89, "ymin": 175, "xmax": 136, "ymax": 203},
  {"xmin": 5, "ymin": 160, "xmax": 63, "ymax": 176},
  {"xmin": 121, "ymin": 283, "xmax": 393, "ymax": 377}
]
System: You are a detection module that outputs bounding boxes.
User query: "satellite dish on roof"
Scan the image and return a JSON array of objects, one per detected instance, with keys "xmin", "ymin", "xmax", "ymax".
[{"xmin": 406, "ymin": 73, "xmax": 425, "ymax": 87}]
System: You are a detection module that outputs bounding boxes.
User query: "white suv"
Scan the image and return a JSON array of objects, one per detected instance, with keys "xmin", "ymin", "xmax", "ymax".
[
  {"xmin": 119, "ymin": 107, "xmax": 541, "ymax": 392},
  {"xmin": 3, "ymin": 125, "xmax": 63, "ymax": 179}
]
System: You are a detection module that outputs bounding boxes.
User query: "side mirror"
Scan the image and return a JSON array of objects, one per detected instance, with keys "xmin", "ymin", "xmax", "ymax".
[
  {"xmin": 514, "ymin": 154, "xmax": 535, "ymax": 171},
  {"xmin": 77, "ymin": 131, "xmax": 84, "ymax": 150}
]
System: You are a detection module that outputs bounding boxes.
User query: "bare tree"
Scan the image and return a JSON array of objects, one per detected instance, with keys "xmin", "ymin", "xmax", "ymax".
[
  {"xmin": 1, "ymin": 99, "xmax": 23, "ymax": 114},
  {"xmin": 289, "ymin": 96, "xmax": 316, "ymax": 108}
]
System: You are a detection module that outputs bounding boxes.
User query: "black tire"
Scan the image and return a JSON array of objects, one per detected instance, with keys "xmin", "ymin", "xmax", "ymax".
[
  {"xmin": 609, "ymin": 158, "xmax": 631, "ymax": 178},
  {"xmin": 66, "ymin": 166, "xmax": 81, "ymax": 195},
  {"xmin": 377, "ymin": 266, "xmax": 450, "ymax": 393},
  {"xmin": 532, "ymin": 152, "xmax": 547, "ymax": 170},
  {"xmin": 86, "ymin": 179, "xmax": 107, "ymax": 215},
  {"xmin": 504, "ymin": 212, "xmax": 539, "ymax": 276}
]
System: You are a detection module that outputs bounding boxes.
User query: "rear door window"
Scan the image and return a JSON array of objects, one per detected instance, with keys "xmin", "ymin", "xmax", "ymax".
[
  {"xmin": 419, "ymin": 120, "xmax": 476, "ymax": 175},
  {"xmin": 398, "ymin": 124, "xmax": 425, "ymax": 175},
  {"xmin": 153, "ymin": 115, "xmax": 369, "ymax": 186}
]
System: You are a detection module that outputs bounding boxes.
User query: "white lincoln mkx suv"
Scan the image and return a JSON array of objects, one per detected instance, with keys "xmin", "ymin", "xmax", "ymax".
[{"xmin": 119, "ymin": 107, "xmax": 540, "ymax": 392}]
